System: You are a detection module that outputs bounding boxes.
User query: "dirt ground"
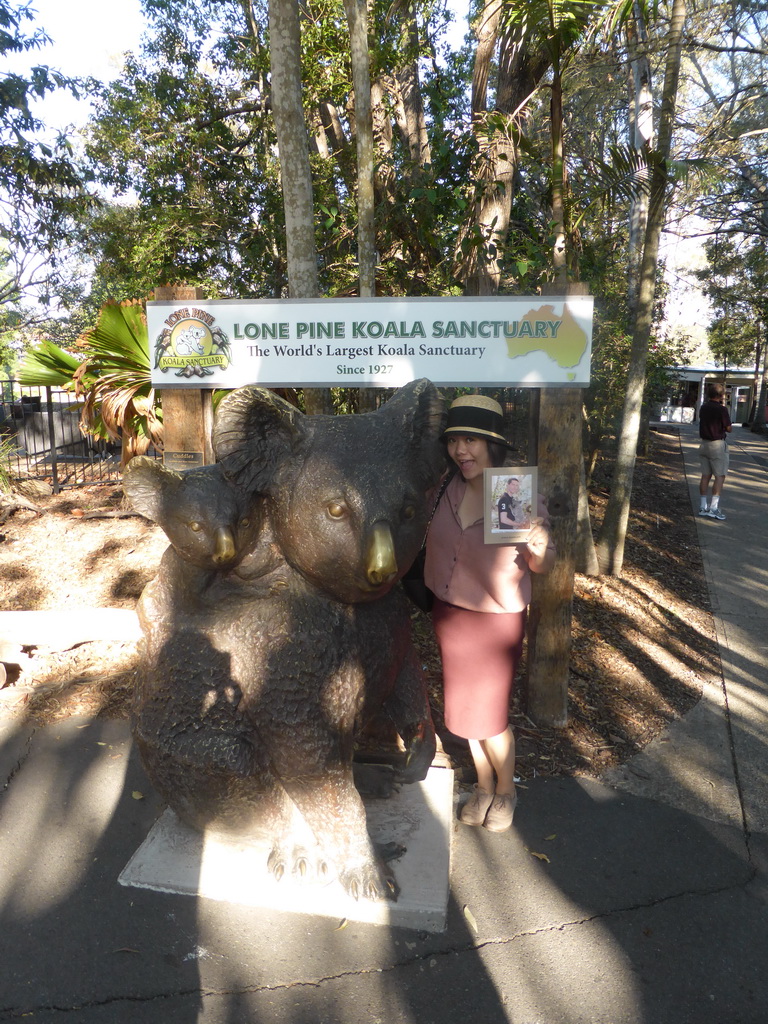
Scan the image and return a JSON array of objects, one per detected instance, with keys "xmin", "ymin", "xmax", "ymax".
[{"xmin": 0, "ymin": 428, "xmax": 717, "ymax": 780}]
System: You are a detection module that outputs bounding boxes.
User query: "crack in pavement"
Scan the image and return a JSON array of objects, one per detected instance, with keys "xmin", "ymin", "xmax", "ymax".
[
  {"xmin": 0, "ymin": 872, "xmax": 758, "ymax": 1020},
  {"xmin": 0, "ymin": 724, "xmax": 36, "ymax": 797}
]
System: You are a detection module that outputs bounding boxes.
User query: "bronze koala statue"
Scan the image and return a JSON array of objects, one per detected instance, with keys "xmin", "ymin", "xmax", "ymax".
[
  {"xmin": 125, "ymin": 379, "xmax": 445, "ymax": 902},
  {"xmin": 123, "ymin": 460, "xmax": 263, "ymax": 570}
]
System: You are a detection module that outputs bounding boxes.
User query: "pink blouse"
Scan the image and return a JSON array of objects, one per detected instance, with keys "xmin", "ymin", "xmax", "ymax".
[{"xmin": 424, "ymin": 473, "xmax": 553, "ymax": 614}]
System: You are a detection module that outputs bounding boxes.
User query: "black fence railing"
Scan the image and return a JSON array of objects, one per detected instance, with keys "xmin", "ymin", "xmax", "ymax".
[
  {"xmin": 0, "ymin": 381, "xmax": 532, "ymax": 493},
  {"xmin": 0, "ymin": 380, "xmax": 126, "ymax": 492}
]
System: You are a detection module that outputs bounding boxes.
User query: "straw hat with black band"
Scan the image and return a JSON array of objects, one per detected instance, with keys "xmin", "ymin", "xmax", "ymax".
[{"xmin": 442, "ymin": 394, "xmax": 514, "ymax": 449}]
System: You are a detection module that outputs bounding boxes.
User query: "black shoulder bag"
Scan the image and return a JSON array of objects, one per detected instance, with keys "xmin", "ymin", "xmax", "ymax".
[{"xmin": 401, "ymin": 472, "xmax": 453, "ymax": 613}]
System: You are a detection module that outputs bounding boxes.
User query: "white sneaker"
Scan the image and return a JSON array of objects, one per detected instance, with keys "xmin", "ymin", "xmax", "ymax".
[
  {"xmin": 706, "ymin": 507, "xmax": 726, "ymax": 520},
  {"xmin": 698, "ymin": 507, "xmax": 710, "ymax": 516}
]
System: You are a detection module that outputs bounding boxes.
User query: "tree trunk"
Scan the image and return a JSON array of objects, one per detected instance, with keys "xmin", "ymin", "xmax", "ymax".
[
  {"xmin": 395, "ymin": 3, "xmax": 431, "ymax": 170},
  {"xmin": 626, "ymin": 4, "xmax": 653, "ymax": 320},
  {"xmin": 747, "ymin": 338, "xmax": 762, "ymax": 427},
  {"xmin": 576, "ymin": 455, "xmax": 599, "ymax": 574},
  {"xmin": 595, "ymin": 0, "xmax": 687, "ymax": 575},
  {"xmin": 268, "ymin": 0, "xmax": 319, "ymax": 299},
  {"xmin": 526, "ymin": 279, "xmax": 590, "ymax": 725},
  {"xmin": 527, "ymin": 386, "xmax": 582, "ymax": 728},
  {"xmin": 550, "ymin": 76, "xmax": 567, "ymax": 282},
  {"xmin": 268, "ymin": 0, "xmax": 332, "ymax": 415},
  {"xmin": 454, "ymin": 0, "xmax": 503, "ymax": 293},
  {"xmin": 343, "ymin": 0, "xmax": 376, "ymax": 298},
  {"xmin": 343, "ymin": 0, "xmax": 377, "ymax": 414},
  {"xmin": 471, "ymin": 0, "xmax": 502, "ymax": 113},
  {"xmin": 752, "ymin": 326, "xmax": 767, "ymax": 433},
  {"xmin": 545, "ymin": 56, "xmax": 597, "ymax": 577},
  {"xmin": 456, "ymin": 4, "xmax": 548, "ymax": 294}
]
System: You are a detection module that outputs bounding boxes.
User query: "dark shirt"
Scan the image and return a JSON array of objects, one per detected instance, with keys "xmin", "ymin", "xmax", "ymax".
[
  {"xmin": 699, "ymin": 399, "xmax": 731, "ymax": 441},
  {"xmin": 497, "ymin": 493, "xmax": 523, "ymax": 529}
]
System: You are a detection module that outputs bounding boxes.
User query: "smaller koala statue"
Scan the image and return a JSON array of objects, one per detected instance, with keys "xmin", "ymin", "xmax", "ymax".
[{"xmin": 123, "ymin": 458, "xmax": 262, "ymax": 570}]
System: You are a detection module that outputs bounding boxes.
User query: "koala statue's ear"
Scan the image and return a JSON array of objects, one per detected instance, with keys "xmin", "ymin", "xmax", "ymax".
[
  {"xmin": 123, "ymin": 456, "xmax": 182, "ymax": 523},
  {"xmin": 379, "ymin": 378, "xmax": 446, "ymax": 487},
  {"xmin": 213, "ymin": 386, "xmax": 307, "ymax": 494}
]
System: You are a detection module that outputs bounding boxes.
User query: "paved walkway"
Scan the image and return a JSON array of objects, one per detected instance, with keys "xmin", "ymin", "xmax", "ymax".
[{"xmin": 1, "ymin": 422, "xmax": 768, "ymax": 1023}]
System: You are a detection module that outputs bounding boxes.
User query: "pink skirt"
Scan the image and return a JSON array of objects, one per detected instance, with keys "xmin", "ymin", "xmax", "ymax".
[{"xmin": 432, "ymin": 598, "xmax": 526, "ymax": 740}]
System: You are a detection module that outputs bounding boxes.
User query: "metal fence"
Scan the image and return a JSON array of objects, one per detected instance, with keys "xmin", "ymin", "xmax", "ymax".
[
  {"xmin": 0, "ymin": 381, "xmax": 534, "ymax": 493},
  {"xmin": 0, "ymin": 380, "xmax": 124, "ymax": 491}
]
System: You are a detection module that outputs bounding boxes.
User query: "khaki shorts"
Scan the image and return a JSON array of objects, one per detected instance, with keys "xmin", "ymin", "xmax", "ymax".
[{"xmin": 699, "ymin": 438, "xmax": 729, "ymax": 477}]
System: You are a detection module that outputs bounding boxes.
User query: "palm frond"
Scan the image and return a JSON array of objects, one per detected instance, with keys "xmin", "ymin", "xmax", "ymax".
[
  {"xmin": 17, "ymin": 339, "xmax": 83, "ymax": 387},
  {"xmin": 76, "ymin": 301, "xmax": 150, "ymax": 372},
  {"xmin": 18, "ymin": 300, "xmax": 159, "ymax": 462}
]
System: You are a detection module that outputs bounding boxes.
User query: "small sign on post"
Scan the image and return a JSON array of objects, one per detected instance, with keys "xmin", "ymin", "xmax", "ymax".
[
  {"xmin": 153, "ymin": 286, "xmax": 214, "ymax": 468},
  {"xmin": 162, "ymin": 447, "xmax": 206, "ymax": 471}
]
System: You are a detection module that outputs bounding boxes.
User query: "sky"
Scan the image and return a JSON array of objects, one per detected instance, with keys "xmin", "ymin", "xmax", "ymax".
[{"xmin": 12, "ymin": 0, "xmax": 146, "ymax": 132}]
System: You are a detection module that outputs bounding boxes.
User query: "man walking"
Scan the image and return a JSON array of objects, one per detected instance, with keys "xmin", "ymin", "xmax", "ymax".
[{"xmin": 698, "ymin": 382, "xmax": 732, "ymax": 521}]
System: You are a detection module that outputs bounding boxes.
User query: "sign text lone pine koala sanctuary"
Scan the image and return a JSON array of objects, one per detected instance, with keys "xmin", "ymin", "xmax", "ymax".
[{"xmin": 147, "ymin": 295, "xmax": 594, "ymax": 388}]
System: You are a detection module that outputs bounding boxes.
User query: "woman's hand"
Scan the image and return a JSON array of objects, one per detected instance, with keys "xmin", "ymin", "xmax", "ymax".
[{"xmin": 525, "ymin": 518, "xmax": 556, "ymax": 573}]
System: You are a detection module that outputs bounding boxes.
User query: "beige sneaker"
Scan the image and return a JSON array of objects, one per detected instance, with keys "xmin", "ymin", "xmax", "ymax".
[
  {"xmin": 459, "ymin": 784, "xmax": 495, "ymax": 826},
  {"xmin": 483, "ymin": 792, "xmax": 518, "ymax": 832}
]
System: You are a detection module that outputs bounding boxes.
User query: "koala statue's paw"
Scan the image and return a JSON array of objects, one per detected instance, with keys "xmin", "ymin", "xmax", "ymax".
[
  {"xmin": 353, "ymin": 762, "xmax": 399, "ymax": 799},
  {"xmin": 267, "ymin": 844, "xmax": 330, "ymax": 884},
  {"xmin": 339, "ymin": 859, "xmax": 400, "ymax": 903},
  {"xmin": 396, "ymin": 721, "xmax": 436, "ymax": 783}
]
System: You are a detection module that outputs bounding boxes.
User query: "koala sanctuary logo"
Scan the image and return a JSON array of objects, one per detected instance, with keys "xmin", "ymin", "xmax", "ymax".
[{"xmin": 154, "ymin": 308, "xmax": 232, "ymax": 379}]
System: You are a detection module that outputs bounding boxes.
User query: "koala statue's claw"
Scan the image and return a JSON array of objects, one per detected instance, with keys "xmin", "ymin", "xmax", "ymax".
[
  {"xmin": 270, "ymin": 844, "xmax": 327, "ymax": 884},
  {"xmin": 339, "ymin": 861, "xmax": 399, "ymax": 903},
  {"xmin": 267, "ymin": 848, "xmax": 286, "ymax": 882}
]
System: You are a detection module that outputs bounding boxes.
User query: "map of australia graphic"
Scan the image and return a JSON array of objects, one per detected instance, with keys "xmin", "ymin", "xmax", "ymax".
[{"xmin": 505, "ymin": 304, "xmax": 588, "ymax": 369}]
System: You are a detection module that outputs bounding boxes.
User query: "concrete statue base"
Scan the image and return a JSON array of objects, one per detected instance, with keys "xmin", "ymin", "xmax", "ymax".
[{"xmin": 119, "ymin": 766, "xmax": 454, "ymax": 932}]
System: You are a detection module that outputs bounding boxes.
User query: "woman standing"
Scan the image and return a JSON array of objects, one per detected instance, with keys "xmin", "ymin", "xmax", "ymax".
[{"xmin": 424, "ymin": 395, "xmax": 556, "ymax": 832}]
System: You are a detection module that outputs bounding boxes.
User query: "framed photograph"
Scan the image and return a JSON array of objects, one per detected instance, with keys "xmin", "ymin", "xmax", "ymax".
[{"xmin": 484, "ymin": 467, "xmax": 538, "ymax": 544}]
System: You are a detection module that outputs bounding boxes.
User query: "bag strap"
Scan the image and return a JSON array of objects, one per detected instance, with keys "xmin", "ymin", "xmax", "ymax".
[{"xmin": 421, "ymin": 469, "xmax": 455, "ymax": 546}]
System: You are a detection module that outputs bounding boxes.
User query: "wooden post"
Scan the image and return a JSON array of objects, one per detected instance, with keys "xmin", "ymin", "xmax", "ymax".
[
  {"xmin": 153, "ymin": 286, "xmax": 214, "ymax": 468},
  {"xmin": 526, "ymin": 282, "xmax": 588, "ymax": 727}
]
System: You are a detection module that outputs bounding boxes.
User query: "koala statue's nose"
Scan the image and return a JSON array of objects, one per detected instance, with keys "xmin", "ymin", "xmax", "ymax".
[
  {"xmin": 212, "ymin": 526, "xmax": 236, "ymax": 565},
  {"xmin": 366, "ymin": 521, "xmax": 398, "ymax": 587}
]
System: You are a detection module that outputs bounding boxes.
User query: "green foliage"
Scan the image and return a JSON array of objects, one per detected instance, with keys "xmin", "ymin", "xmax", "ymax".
[
  {"xmin": 13, "ymin": 0, "xmax": 756, "ymax": 454},
  {"xmin": 72, "ymin": 0, "xmax": 481, "ymax": 301},
  {"xmin": 645, "ymin": 335, "xmax": 691, "ymax": 407},
  {"xmin": 0, "ymin": 1, "xmax": 93, "ymax": 305},
  {"xmin": 16, "ymin": 337, "xmax": 81, "ymax": 386},
  {"xmin": 18, "ymin": 301, "xmax": 160, "ymax": 463},
  {"xmin": 696, "ymin": 235, "xmax": 768, "ymax": 370},
  {"xmin": 708, "ymin": 317, "xmax": 755, "ymax": 372},
  {"xmin": 500, "ymin": 0, "xmax": 601, "ymax": 72},
  {"xmin": 82, "ymin": 34, "xmax": 285, "ymax": 298}
]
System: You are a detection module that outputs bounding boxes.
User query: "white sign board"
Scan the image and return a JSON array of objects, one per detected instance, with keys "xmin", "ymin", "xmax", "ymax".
[{"xmin": 147, "ymin": 295, "xmax": 593, "ymax": 389}]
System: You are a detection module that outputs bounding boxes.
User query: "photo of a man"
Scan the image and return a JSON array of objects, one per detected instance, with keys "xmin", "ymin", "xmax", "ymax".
[
  {"xmin": 484, "ymin": 467, "xmax": 537, "ymax": 544},
  {"xmin": 497, "ymin": 476, "xmax": 524, "ymax": 529}
]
